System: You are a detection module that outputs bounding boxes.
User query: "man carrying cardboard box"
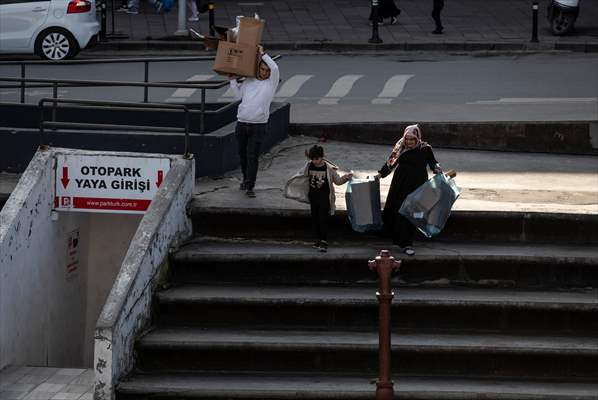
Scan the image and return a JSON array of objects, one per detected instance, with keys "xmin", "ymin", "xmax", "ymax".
[{"xmin": 228, "ymin": 46, "xmax": 279, "ymax": 198}]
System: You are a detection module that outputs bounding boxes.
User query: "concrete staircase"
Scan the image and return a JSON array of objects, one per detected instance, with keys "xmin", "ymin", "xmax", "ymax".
[{"xmin": 116, "ymin": 209, "xmax": 598, "ymax": 400}]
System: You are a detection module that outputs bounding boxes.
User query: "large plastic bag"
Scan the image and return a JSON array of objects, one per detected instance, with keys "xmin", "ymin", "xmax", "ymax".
[
  {"xmin": 399, "ymin": 173, "xmax": 461, "ymax": 238},
  {"xmin": 346, "ymin": 177, "xmax": 383, "ymax": 233},
  {"xmin": 284, "ymin": 175, "xmax": 309, "ymax": 204}
]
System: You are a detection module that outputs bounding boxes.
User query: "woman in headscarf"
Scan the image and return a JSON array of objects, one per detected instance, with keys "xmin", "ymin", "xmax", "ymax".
[{"xmin": 376, "ymin": 124, "xmax": 442, "ymax": 255}]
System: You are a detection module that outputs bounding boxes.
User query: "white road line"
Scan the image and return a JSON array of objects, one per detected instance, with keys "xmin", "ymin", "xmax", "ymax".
[
  {"xmin": 167, "ymin": 74, "xmax": 214, "ymax": 101},
  {"xmin": 274, "ymin": 74, "xmax": 314, "ymax": 102},
  {"xmin": 217, "ymin": 85, "xmax": 237, "ymax": 103},
  {"xmin": 470, "ymin": 97, "xmax": 598, "ymax": 104},
  {"xmin": 318, "ymin": 74, "xmax": 364, "ymax": 105},
  {"xmin": 371, "ymin": 74, "xmax": 414, "ymax": 104}
]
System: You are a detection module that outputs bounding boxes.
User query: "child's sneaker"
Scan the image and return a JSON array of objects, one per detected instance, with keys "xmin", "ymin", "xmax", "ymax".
[{"xmin": 319, "ymin": 240, "xmax": 328, "ymax": 252}]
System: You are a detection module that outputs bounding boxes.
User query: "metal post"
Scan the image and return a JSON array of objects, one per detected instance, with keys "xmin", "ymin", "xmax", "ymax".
[
  {"xmin": 208, "ymin": 2, "xmax": 215, "ymax": 36},
  {"xmin": 20, "ymin": 64, "xmax": 26, "ymax": 103},
  {"xmin": 143, "ymin": 61, "xmax": 149, "ymax": 102},
  {"xmin": 531, "ymin": 1, "xmax": 539, "ymax": 43},
  {"xmin": 100, "ymin": 0, "xmax": 107, "ymax": 41},
  {"xmin": 52, "ymin": 82, "xmax": 58, "ymax": 128},
  {"xmin": 368, "ymin": 250, "xmax": 401, "ymax": 400},
  {"xmin": 200, "ymin": 88, "xmax": 205, "ymax": 134},
  {"xmin": 110, "ymin": 0, "xmax": 116, "ymax": 34},
  {"xmin": 174, "ymin": 0, "xmax": 188, "ymax": 36},
  {"xmin": 184, "ymin": 108, "xmax": 191, "ymax": 158},
  {"xmin": 39, "ymin": 100, "xmax": 47, "ymax": 150},
  {"xmin": 369, "ymin": 0, "xmax": 382, "ymax": 44}
]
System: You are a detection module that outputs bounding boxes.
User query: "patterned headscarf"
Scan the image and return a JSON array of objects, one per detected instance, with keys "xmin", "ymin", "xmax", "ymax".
[{"xmin": 387, "ymin": 124, "xmax": 422, "ymax": 166}]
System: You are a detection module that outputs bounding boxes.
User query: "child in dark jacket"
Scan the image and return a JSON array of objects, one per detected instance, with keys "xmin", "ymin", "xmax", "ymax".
[{"xmin": 284, "ymin": 145, "xmax": 352, "ymax": 252}]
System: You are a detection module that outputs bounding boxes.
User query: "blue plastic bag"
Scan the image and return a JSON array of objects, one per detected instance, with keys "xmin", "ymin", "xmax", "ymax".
[
  {"xmin": 162, "ymin": 0, "xmax": 173, "ymax": 12},
  {"xmin": 345, "ymin": 177, "xmax": 383, "ymax": 233},
  {"xmin": 399, "ymin": 173, "xmax": 461, "ymax": 238}
]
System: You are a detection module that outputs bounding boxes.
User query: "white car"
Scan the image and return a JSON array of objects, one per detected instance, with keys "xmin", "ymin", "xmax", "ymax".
[{"xmin": 0, "ymin": 0, "xmax": 100, "ymax": 60}]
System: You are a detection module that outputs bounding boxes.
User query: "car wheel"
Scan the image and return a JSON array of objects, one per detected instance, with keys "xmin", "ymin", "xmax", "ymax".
[{"xmin": 35, "ymin": 28, "xmax": 79, "ymax": 61}]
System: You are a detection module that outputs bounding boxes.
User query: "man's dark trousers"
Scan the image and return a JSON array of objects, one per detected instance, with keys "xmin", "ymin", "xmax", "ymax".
[
  {"xmin": 432, "ymin": 0, "xmax": 444, "ymax": 31},
  {"xmin": 235, "ymin": 121, "xmax": 266, "ymax": 190}
]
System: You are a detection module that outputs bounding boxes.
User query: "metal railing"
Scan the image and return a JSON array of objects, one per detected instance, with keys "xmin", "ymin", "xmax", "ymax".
[
  {"xmin": 39, "ymin": 98, "xmax": 193, "ymax": 157},
  {"xmin": 1, "ymin": 76, "xmax": 238, "ymax": 134},
  {"xmin": 0, "ymin": 56, "xmax": 216, "ymax": 104}
]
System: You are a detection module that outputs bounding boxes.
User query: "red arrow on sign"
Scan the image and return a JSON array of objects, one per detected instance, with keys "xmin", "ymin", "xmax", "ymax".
[
  {"xmin": 61, "ymin": 167, "xmax": 70, "ymax": 189},
  {"xmin": 156, "ymin": 170, "xmax": 164, "ymax": 188}
]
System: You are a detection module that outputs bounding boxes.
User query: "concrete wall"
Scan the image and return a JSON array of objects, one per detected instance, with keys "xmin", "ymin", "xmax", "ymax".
[
  {"xmin": 94, "ymin": 157, "xmax": 194, "ymax": 400},
  {"xmin": 0, "ymin": 150, "xmax": 90, "ymax": 368}
]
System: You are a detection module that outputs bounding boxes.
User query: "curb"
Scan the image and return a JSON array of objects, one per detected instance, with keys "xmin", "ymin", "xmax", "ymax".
[
  {"xmin": 289, "ymin": 121, "xmax": 598, "ymax": 155},
  {"xmin": 92, "ymin": 40, "xmax": 598, "ymax": 53}
]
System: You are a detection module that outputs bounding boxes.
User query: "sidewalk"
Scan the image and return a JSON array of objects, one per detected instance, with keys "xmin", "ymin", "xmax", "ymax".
[
  {"xmin": 193, "ymin": 136, "xmax": 598, "ymax": 215},
  {"xmin": 102, "ymin": 0, "xmax": 598, "ymax": 50}
]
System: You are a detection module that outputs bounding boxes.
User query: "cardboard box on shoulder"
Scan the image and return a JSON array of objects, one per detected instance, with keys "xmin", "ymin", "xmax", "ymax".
[
  {"xmin": 237, "ymin": 17, "xmax": 264, "ymax": 46},
  {"xmin": 213, "ymin": 41, "xmax": 259, "ymax": 77},
  {"xmin": 212, "ymin": 15, "xmax": 264, "ymax": 78}
]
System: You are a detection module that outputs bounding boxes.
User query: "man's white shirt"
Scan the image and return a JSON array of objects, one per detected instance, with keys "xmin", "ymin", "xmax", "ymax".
[{"xmin": 228, "ymin": 54, "xmax": 280, "ymax": 124}]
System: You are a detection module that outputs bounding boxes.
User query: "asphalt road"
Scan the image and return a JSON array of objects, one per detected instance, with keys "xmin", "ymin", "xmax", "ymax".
[{"xmin": 1, "ymin": 52, "xmax": 597, "ymax": 122}]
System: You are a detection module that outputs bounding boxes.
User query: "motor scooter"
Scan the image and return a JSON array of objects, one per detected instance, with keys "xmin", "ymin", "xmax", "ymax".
[{"xmin": 547, "ymin": 0, "xmax": 580, "ymax": 35}]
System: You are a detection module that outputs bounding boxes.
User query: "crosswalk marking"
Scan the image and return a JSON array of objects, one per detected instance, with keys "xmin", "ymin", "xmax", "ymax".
[
  {"xmin": 318, "ymin": 74, "xmax": 364, "ymax": 105},
  {"xmin": 274, "ymin": 74, "xmax": 314, "ymax": 102},
  {"xmin": 371, "ymin": 74, "xmax": 414, "ymax": 104},
  {"xmin": 217, "ymin": 84, "xmax": 237, "ymax": 103},
  {"xmin": 470, "ymin": 97, "xmax": 598, "ymax": 104},
  {"xmin": 167, "ymin": 74, "xmax": 214, "ymax": 102}
]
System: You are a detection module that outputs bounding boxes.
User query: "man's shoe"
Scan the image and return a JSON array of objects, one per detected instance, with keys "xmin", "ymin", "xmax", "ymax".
[
  {"xmin": 188, "ymin": 16, "xmax": 199, "ymax": 21},
  {"xmin": 403, "ymin": 247, "xmax": 415, "ymax": 256},
  {"xmin": 239, "ymin": 182, "xmax": 247, "ymax": 191},
  {"xmin": 432, "ymin": 28, "xmax": 443, "ymax": 34},
  {"xmin": 312, "ymin": 241, "xmax": 321, "ymax": 250},
  {"xmin": 319, "ymin": 240, "xmax": 328, "ymax": 252},
  {"xmin": 125, "ymin": 8, "xmax": 138, "ymax": 13},
  {"xmin": 390, "ymin": 16, "xmax": 398, "ymax": 25},
  {"xmin": 117, "ymin": 5, "xmax": 129, "ymax": 11},
  {"xmin": 246, "ymin": 189, "xmax": 256, "ymax": 198}
]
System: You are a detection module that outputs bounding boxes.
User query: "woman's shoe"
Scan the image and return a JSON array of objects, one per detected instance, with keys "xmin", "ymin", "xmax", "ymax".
[
  {"xmin": 319, "ymin": 240, "xmax": 328, "ymax": 252},
  {"xmin": 403, "ymin": 247, "xmax": 415, "ymax": 256},
  {"xmin": 389, "ymin": 16, "xmax": 398, "ymax": 25}
]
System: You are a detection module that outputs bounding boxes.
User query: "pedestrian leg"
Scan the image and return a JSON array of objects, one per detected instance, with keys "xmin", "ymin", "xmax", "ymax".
[
  {"xmin": 235, "ymin": 123, "xmax": 249, "ymax": 187},
  {"xmin": 393, "ymin": 214, "xmax": 416, "ymax": 248},
  {"xmin": 244, "ymin": 124, "xmax": 266, "ymax": 190},
  {"xmin": 188, "ymin": 0, "xmax": 199, "ymax": 20},
  {"xmin": 432, "ymin": 0, "xmax": 444, "ymax": 33},
  {"xmin": 310, "ymin": 198, "xmax": 322, "ymax": 243}
]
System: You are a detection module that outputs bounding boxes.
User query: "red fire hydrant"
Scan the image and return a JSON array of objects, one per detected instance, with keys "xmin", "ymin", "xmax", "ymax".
[{"xmin": 369, "ymin": 250, "xmax": 401, "ymax": 400}]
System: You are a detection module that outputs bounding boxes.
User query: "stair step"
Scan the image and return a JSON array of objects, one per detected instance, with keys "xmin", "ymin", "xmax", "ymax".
[
  {"xmin": 190, "ymin": 205, "xmax": 598, "ymax": 244},
  {"xmin": 156, "ymin": 285, "xmax": 598, "ymax": 333},
  {"xmin": 139, "ymin": 328, "xmax": 598, "ymax": 355},
  {"xmin": 116, "ymin": 373, "xmax": 598, "ymax": 400},
  {"xmin": 136, "ymin": 328, "xmax": 598, "ymax": 377},
  {"xmin": 171, "ymin": 240, "xmax": 598, "ymax": 288}
]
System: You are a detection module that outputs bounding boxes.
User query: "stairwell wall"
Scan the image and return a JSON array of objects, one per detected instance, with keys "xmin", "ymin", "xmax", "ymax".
[
  {"xmin": 93, "ymin": 157, "xmax": 194, "ymax": 400},
  {"xmin": 0, "ymin": 150, "xmax": 90, "ymax": 368}
]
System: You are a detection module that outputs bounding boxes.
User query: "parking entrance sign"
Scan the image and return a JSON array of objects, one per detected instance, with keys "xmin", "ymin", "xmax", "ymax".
[{"xmin": 54, "ymin": 154, "xmax": 171, "ymax": 214}]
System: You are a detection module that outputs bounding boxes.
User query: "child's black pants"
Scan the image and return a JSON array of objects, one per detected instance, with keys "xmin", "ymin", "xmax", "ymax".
[{"xmin": 309, "ymin": 195, "xmax": 330, "ymax": 242}]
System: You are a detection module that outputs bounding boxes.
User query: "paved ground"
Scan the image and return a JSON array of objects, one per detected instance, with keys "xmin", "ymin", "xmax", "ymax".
[
  {"xmin": 0, "ymin": 366, "xmax": 94, "ymax": 400},
  {"xmin": 193, "ymin": 136, "xmax": 598, "ymax": 214},
  {"xmin": 2, "ymin": 53, "xmax": 596, "ymax": 122},
  {"xmin": 104, "ymin": 0, "xmax": 598, "ymax": 45}
]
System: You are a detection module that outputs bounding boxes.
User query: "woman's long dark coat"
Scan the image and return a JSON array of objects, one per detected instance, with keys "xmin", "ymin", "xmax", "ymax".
[
  {"xmin": 379, "ymin": 144, "xmax": 439, "ymax": 244},
  {"xmin": 369, "ymin": 0, "xmax": 401, "ymax": 20}
]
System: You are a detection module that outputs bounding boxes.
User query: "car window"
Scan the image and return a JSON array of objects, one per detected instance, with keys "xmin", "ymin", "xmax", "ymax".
[{"xmin": 0, "ymin": 0, "xmax": 49, "ymax": 4}]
